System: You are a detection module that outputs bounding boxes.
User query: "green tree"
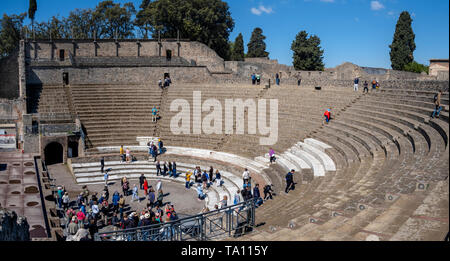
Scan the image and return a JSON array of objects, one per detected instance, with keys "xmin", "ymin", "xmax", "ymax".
[
  {"xmin": 389, "ymin": 11, "xmax": 416, "ymax": 70},
  {"xmin": 138, "ymin": 0, "xmax": 234, "ymax": 59},
  {"xmin": 135, "ymin": 0, "xmax": 152, "ymax": 39},
  {"xmin": 0, "ymin": 13, "xmax": 26, "ymax": 58},
  {"xmin": 66, "ymin": 9, "xmax": 98, "ymax": 39},
  {"xmin": 231, "ymin": 33, "xmax": 244, "ymax": 61},
  {"xmin": 28, "ymin": 0, "xmax": 37, "ymax": 36},
  {"xmin": 246, "ymin": 27, "xmax": 269, "ymax": 58},
  {"xmin": 291, "ymin": 30, "xmax": 324, "ymax": 71},
  {"xmin": 403, "ymin": 61, "xmax": 429, "ymax": 74},
  {"xmin": 34, "ymin": 16, "xmax": 70, "ymax": 39},
  {"xmin": 93, "ymin": 1, "xmax": 136, "ymax": 39}
]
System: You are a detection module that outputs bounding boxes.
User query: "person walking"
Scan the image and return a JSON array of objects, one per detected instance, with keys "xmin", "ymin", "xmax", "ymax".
[
  {"xmin": 263, "ymin": 184, "xmax": 273, "ymax": 200},
  {"xmin": 431, "ymin": 90, "xmax": 443, "ymax": 118},
  {"xmin": 251, "ymin": 73, "xmax": 256, "ymax": 85},
  {"xmin": 172, "ymin": 162, "xmax": 177, "ymax": 177},
  {"xmin": 143, "ymin": 178, "xmax": 149, "ymax": 196},
  {"xmin": 158, "ymin": 139, "xmax": 164, "ymax": 155},
  {"xmin": 139, "ymin": 174, "xmax": 146, "ymax": 190},
  {"xmin": 118, "ymin": 195, "xmax": 125, "ymax": 219},
  {"xmin": 100, "ymin": 157, "xmax": 105, "ymax": 173},
  {"xmin": 353, "ymin": 77, "xmax": 359, "ymax": 92},
  {"xmin": 132, "ymin": 184, "xmax": 139, "ymax": 202},
  {"xmin": 112, "ymin": 191, "xmax": 120, "ymax": 213},
  {"xmin": 242, "ymin": 168, "xmax": 250, "ymax": 187},
  {"xmin": 62, "ymin": 192, "xmax": 70, "ymax": 211},
  {"xmin": 324, "ymin": 108, "xmax": 332, "ymax": 124},
  {"xmin": 285, "ymin": 169, "xmax": 295, "ymax": 194},
  {"xmin": 215, "ymin": 169, "xmax": 222, "ymax": 187},
  {"xmin": 152, "ymin": 106, "xmax": 158, "ymax": 122}
]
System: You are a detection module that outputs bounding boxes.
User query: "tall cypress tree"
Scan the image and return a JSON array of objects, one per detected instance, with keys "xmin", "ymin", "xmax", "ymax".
[
  {"xmin": 231, "ymin": 33, "xmax": 244, "ymax": 61},
  {"xmin": 389, "ymin": 11, "xmax": 416, "ymax": 71},
  {"xmin": 28, "ymin": 0, "xmax": 37, "ymax": 37},
  {"xmin": 247, "ymin": 27, "xmax": 269, "ymax": 58},
  {"xmin": 291, "ymin": 30, "xmax": 324, "ymax": 71}
]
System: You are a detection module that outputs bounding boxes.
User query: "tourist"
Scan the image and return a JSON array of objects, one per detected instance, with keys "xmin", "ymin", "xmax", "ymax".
[
  {"xmin": 234, "ymin": 190, "xmax": 242, "ymax": 205},
  {"xmin": 269, "ymin": 148, "xmax": 276, "ymax": 163},
  {"xmin": 185, "ymin": 171, "xmax": 192, "ymax": 189},
  {"xmin": 202, "ymin": 169, "xmax": 209, "ymax": 189},
  {"xmin": 215, "ymin": 169, "xmax": 222, "ymax": 187},
  {"xmin": 139, "ymin": 174, "xmax": 146, "ymax": 190},
  {"xmin": 242, "ymin": 168, "xmax": 250, "ymax": 187},
  {"xmin": 220, "ymin": 195, "xmax": 228, "ymax": 208},
  {"xmin": 256, "ymin": 74, "xmax": 261, "ymax": 85},
  {"xmin": 196, "ymin": 184, "xmax": 205, "ymax": 200},
  {"xmin": 372, "ymin": 80, "xmax": 377, "ymax": 90},
  {"xmin": 68, "ymin": 216, "xmax": 78, "ymax": 236},
  {"xmin": 120, "ymin": 145, "xmax": 125, "ymax": 162},
  {"xmin": 156, "ymin": 179, "xmax": 162, "ymax": 192},
  {"xmin": 132, "ymin": 184, "xmax": 139, "ymax": 202},
  {"xmin": 143, "ymin": 178, "xmax": 149, "ymax": 196},
  {"xmin": 354, "ymin": 77, "xmax": 359, "ymax": 91},
  {"xmin": 431, "ymin": 90, "xmax": 443, "ymax": 118},
  {"xmin": 172, "ymin": 161, "xmax": 177, "ymax": 177},
  {"xmin": 158, "ymin": 79, "xmax": 163, "ymax": 89},
  {"xmin": 285, "ymin": 169, "xmax": 295, "ymax": 194},
  {"xmin": 363, "ymin": 81, "xmax": 369, "ymax": 93},
  {"xmin": 91, "ymin": 201, "xmax": 100, "ymax": 221},
  {"xmin": 62, "ymin": 192, "xmax": 70, "ymax": 210},
  {"xmin": 148, "ymin": 188, "xmax": 155, "ymax": 208},
  {"xmin": 104, "ymin": 169, "xmax": 109, "ymax": 186},
  {"xmin": 168, "ymin": 161, "xmax": 173, "ymax": 176},
  {"xmin": 82, "ymin": 186, "xmax": 90, "ymax": 203},
  {"xmin": 156, "ymin": 161, "xmax": 161, "ymax": 176},
  {"xmin": 118, "ymin": 195, "xmax": 126, "ymax": 219},
  {"xmin": 158, "ymin": 139, "xmax": 164, "ymax": 155},
  {"xmin": 100, "ymin": 199, "xmax": 109, "ymax": 225},
  {"xmin": 112, "ymin": 191, "xmax": 120, "ymax": 212},
  {"xmin": 152, "ymin": 106, "xmax": 158, "ymax": 122},
  {"xmin": 76, "ymin": 209, "xmax": 86, "ymax": 228},
  {"xmin": 88, "ymin": 219, "xmax": 98, "ymax": 240},
  {"xmin": 152, "ymin": 144, "xmax": 158, "ymax": 161},
  {"xmin": 253, "ymin": 184, "xmax": 263, "ymax": 207},
  {"xmin": 241, "ymin": 186, "xmax": 253, "ymax": 201},
  {"xmin": 76, "ymin": 192, "xmax": 84, "ymax": 208},
  {"xmin": 297, "ymin": 76, "xmax": 302, "ymax": 87},
  {"xmin": 376, "ymin": 81, "xmax": 380, "ymax": 90},
  {"xmin": 324, "ymin": 108, "xmax": 332, "ymax": 124},
  {"xmin": 103, "ymin": 186, "xmax": 109, "ymax": 201},
  {"xmin": 263, "ymin": 184, "xmax": 274, "ymax": 200},
  {"xmin": 57, "ymin": 186, "xmax": 64, "ymax": 209},
  {"xmin": 275, "ymin": 73, "xmax": 280, "ymax": 85},
  {"xmin": 100, "ymin": 157, "xmax": 105, "ymax": 173},
  {"xmin": 121, "ymin": 177, "xmax": 130, "ymax": 196},
  {"xmin": 157, "ymin": 189, "xmax": 164, "ymax": 207},
  {"xmin": 125, "ymin": 148, "xmax": 131, "ymax": 163},
  {"xmin": 251, "ymin": 73, "xmax": 256, "ymax": 85},
  {"xmin": 162, "ymin": 162, "xmax": 168, "ymax": 176}
]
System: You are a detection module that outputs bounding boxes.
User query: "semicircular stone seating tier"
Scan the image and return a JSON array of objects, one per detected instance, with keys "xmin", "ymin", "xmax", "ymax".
[{"xmin": 235, "ymin": 88, "xmax": 449, "ymax": 241}]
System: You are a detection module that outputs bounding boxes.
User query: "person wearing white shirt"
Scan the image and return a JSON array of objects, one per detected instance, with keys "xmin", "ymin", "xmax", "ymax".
[{"xmin": 242, "ymin": 168, "xmax": 250, "ymax": 186}]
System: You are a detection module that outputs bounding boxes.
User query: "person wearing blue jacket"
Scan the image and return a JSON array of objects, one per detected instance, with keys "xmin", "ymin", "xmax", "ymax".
[{"xmin": 112, "ymin": 191, "xmax": 120, "ymax": 212}]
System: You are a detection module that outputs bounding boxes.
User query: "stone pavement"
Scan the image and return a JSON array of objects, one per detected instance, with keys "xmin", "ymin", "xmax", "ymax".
[{"xmin": 47, "ymin": 163, "xmax": 205, "ymax": 217}]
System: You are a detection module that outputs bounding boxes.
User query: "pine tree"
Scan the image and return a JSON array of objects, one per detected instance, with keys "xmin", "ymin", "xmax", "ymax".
[
  {"xmin": 389, "ymin": 11, "xmax": 416, "ymax": 71},
  {"xmin": 291, "ymin": 30, "xmax": 324, "ymax": 71},
  {"xmin": 247, "ymin": 27, "xmax": 269, "ymax": 58},
  {"xmin": 231, "ymin": 33, "xmax": 244, "ymax": 61},
  {"xmin": 28, "ymin": 0, "xmax": 37, "ymax": 38}
]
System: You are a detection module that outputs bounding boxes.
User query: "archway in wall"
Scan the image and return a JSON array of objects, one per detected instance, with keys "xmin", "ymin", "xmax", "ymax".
[
  {"xmin": 44, "ymin": 142, "xmax": 63, "ymax": 165},
  {"xmin": 68, "ymin": 141, "xmax": 78, "ymax": 158}
]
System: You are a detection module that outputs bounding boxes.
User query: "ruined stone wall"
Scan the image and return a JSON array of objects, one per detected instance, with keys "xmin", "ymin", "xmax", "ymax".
[
  {"xmin": 26, "ymin": 40, "xmax": 224, "ymax": 72},
  {"xmin": 0, "ymin": 51, "xmax": 19, "ymax": 99},
  {"xmin": 27, "ymin": 66, "xmax": 214, "ymax": 85}
]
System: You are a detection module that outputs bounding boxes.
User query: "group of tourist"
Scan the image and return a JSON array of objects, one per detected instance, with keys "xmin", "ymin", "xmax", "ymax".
[
  {"xmin": 59, "ymin": 174, "xmax": 178, "ymax": 241},
  {"xmin": 251, "ymin": 73, "xmax": 262, "ymax": 85},
  {"xmin": 353, "ymin": 77, "xmax": 380, "ymax": 92},
  {"xmin": 158, "ymin": 76, "xmax": 172, "ymax": 89}
]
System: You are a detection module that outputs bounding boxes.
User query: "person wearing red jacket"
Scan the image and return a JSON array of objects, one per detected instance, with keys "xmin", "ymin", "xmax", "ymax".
[
  {"xmin": 324, "ymin": 108, "xmax": 331, "ymax": 124},
  {"xmin": 143, "ymin": 178, "xmax": 149, "ymax": 196}
]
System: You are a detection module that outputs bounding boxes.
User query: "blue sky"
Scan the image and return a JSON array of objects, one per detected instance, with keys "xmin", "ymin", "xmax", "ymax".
[{"xmin": 1, "ymin": 0, "xmax": 449, "ymax": 68}]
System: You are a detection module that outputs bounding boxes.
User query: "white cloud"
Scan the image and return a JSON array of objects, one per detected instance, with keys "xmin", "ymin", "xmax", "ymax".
[
  {"xmin": 320, "ymin": 0, "xmax": 335, "ymax": 3},
  {"xmin": 388, "ymin": 11, "xmax": 394, "ymax": 16},
  {"xmin": 371, "ymin": 1, "xmax": 385, "ymax": 11},
  {"xmin": 250, "ymin": 5, "xmax": 274, "ymax": 16}
]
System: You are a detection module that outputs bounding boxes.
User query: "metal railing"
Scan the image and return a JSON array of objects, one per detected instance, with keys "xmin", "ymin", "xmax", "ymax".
[{"xmin": 94, "ymin": 200, "xmax": 256, "ymax": 241}]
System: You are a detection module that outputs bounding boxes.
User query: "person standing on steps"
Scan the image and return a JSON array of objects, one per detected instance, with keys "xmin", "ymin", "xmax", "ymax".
[
  {"xmin": 251, "ymin": 73, "xmax": 256, "ymax": 85},
  {"xmin": 275, "ymin": 73, "xmax": 280, "ymax": 86},
  {"xmin": 152, "ymin": 106, "xmax": 158, "ymax": 122},
  {"xmin": 353, "ymin": 77, "xmax": 359, "ymax": 92},
  {"xmin": 158, "ymin": 79, "xmax": 163, "ymax": 89},
  {"xmin": 431, "ymin": 90, "xmax": 443, "ymax": 118},
  {"xmin": 156, "ymin": 161, "xmax": 161, "ymax": 176},
  {"xmin": 285, "ymin": 169, "xmax": 295, "ymax": 194},
  {"xmin": 372, "ymin": 80, "xmax": 377, "ymax": 91},
  {"xmin": 297, "ymin": 76, "xmax": 302, "ymax": 87},
  {"xmin": 139, "ymin": 173, "xmax": 146, "ymax": 190},
  {"xmin": 363, "ymin": 81, "xmax": 369, "ymax": 94}
]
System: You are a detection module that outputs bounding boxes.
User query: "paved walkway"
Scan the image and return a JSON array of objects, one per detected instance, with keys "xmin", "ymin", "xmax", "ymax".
[{"xmin": 47, "ymin": 163, "xmax": 204, "ymax": 217}]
